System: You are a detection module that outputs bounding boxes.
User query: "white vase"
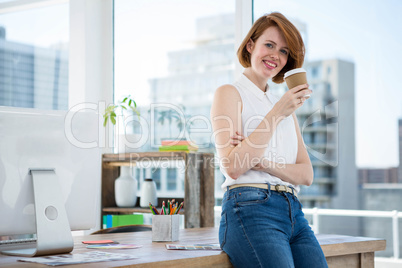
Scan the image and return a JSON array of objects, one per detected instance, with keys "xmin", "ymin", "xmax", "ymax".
[
  {"xmin": 140, "ymin": 178, "xmax": 158, "ymax": 208},
  {"xmin": 117, "ymin": 133, "xmax": 143, "ymax": 154},
  {"xmin": 114, "ymin": 114, "xmax": 145, "ymax": 154},
  {"xmin": 115, "ymin": 166, "xmax": 138, "ymax": 207}
]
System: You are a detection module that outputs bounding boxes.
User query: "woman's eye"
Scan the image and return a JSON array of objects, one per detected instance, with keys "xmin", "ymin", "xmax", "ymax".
[
  {"xmin": 280, "ymin": 49, "xmax": 288, "ymax": 55},
  {"xmin": 265, "ymin": 43, "xmax": 273, "ymax": 48}
]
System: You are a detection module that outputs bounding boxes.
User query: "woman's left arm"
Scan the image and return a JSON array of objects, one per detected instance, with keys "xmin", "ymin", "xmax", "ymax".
[{"xmin": 232, "ymin": 113, "xmax": 314, "ymax": 186}]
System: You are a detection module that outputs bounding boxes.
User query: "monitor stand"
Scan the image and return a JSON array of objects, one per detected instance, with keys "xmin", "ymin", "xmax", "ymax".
[{"xmin": 1, "ymin": 169, "xmax": 74, "ymax": 257}]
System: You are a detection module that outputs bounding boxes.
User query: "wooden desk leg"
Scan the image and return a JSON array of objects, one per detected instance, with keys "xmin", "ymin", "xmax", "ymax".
[{"xmin": 359, "ymin": 252, "xmax": 374, "ymax": 268}]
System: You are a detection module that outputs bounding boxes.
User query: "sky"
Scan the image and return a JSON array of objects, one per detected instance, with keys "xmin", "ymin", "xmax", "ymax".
[{"xmin": 0, "ymin": 0, "xmax": 401, "ymax": 168}]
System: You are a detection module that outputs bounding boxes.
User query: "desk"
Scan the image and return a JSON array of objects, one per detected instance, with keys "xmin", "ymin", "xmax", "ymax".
[{"xmin": 0, "ymin": 228, "xmax": 385, "ymax": 268}]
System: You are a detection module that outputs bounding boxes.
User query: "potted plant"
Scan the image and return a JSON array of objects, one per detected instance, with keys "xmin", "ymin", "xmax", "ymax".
[
  {"xmin": 103, "ymin": 95, "xmax": 140, "ymax": 127},
  {"xmin": 103, "ymin": 95, "xmax": 141, "ymax": 153}
]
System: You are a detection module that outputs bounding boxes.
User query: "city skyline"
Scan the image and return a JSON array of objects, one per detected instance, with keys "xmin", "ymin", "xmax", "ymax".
[{"xmin": 0, "ymin": 0, "xmax": 401, "ymax": 168}]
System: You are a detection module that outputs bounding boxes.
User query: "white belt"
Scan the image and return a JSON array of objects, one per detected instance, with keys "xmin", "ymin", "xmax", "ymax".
[{"xmin": 227, "ymin": 183, "xmax": 297, "ymax": 198}]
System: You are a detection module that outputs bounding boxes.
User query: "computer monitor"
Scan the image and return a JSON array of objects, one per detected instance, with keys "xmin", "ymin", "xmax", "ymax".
[{"xmin": 0, "ymin": 106, "xmax": 101, "ymax": 256}]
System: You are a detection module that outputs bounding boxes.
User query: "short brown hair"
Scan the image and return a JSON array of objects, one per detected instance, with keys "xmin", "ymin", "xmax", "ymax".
[{"xmin": 237, "ymin": 12, "xmax": 305, "ymax": 84}]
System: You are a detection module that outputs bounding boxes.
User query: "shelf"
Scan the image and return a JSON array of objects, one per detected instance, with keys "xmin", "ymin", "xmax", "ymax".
[
  {"xmin": 103, "ymin": 207, "xmax": 185, "ymax": 215},
  {"xmin": 103, "ymin": 152, "xmax": 190, "ymax": 165},
  {"xmin": 101, "ymin": 152, "xmax": 215, "ymax": 228}
]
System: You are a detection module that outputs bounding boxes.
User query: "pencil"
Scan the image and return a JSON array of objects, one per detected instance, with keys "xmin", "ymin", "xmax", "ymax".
[
  {"xmin": 171, "ymin": 206, "xmax": 177, "ymax": 215},
  {"xmin": 170, "ymin": 205, "xmax": 175, "ymax": 215},
  {"xmin": 152, "ymin": 206, "xmax": 160, "ymax": 215},
  {"xmin": 176, "ymin": 202, "xmax": 183, "ymax": 214},
  {"xmin": 149, "ymin": 202, "xmax": 155, "ymax": 215}
]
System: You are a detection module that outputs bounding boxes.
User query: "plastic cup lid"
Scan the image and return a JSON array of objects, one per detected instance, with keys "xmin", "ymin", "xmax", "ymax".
[{"xmin": 284, "ymin": 68, "xmax": 306, "ymax": 79}]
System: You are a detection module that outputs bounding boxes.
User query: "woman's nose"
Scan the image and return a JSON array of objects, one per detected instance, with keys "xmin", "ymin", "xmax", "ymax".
[{"xmin": 270, "ymin": 52, "xmax": 278, "ymax": 60}]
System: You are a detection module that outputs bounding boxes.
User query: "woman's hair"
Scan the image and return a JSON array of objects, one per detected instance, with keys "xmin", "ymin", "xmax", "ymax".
[{"xmin": 237, "ymin": 12, "xmax": 305, "ymax": 84}]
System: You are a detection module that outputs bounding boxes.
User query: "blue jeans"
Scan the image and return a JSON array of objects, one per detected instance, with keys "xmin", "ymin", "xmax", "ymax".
[{"xmin": 219, "ymin": 184, "xmax": 328, "ymax": 268}]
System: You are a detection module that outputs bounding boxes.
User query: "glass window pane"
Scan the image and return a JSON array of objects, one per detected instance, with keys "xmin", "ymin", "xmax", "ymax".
[
  {"xmin": 0, "ymin": 3, "xmax": 69, "ymax": 110},
  {"xmin": 114, "ymin": 0, "xmax": 235, "ymax": 151},
  {"xmin": 167, "ymin": 168, "xmax": 176, "ymax": 191},
  {"xmin": 151, "ymin": 168, "xmax": 161, "ymax": 190}
]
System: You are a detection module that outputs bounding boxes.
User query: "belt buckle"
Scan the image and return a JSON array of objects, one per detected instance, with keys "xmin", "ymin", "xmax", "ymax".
[{"xmin": 275, "ymin": 184, "xmax": 281, "ymax": 192}]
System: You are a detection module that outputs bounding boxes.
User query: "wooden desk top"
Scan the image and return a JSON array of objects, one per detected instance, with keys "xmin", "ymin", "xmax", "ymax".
[{"xmin": 0, "ymin": 228, "xmax": 385, "ymax": 268}]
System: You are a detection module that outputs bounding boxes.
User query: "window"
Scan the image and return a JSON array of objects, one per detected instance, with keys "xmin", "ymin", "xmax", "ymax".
[
  {"xmin": 0, "ymin": 2, "xmax": 69, "ymax": 110},
  {"xmin": 151, "ymin": 168, "xmax": 161, "ymax": 190},
  {"xmin": 114, "ymin": 0, "xmax": 235, "ymax": 151},
  {"xmin": 166, "ymin": 168, "xmax": 176, "ymax": 190},
  {"xmin": 135, "ymin": 168, "xmax": 146, "ymax": 189},
  {"xmin": 114, "ymin": 0, "xmax": 235, "ymax": 205}
]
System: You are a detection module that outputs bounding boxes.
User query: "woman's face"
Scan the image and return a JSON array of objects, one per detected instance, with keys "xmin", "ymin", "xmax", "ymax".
[{"xmin": 247, "ymin": 26, "xmax": 289, "ymax": 79}]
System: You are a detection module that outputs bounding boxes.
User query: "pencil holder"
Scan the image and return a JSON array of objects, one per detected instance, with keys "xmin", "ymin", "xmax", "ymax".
[{"xmin": 152, "ymin": 215, "xmax": 180, "ymax": 242}]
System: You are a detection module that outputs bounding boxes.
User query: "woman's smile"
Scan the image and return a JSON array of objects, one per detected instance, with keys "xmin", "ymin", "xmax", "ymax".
[{"xmin": 263, "ymin": 60, "xmax": 277, "ymax": 69}]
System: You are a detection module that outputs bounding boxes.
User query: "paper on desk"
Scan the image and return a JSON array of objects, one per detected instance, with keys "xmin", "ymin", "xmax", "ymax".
[
  {"xmin": 166, "ymin": 244, "xmax": 221, "ymax": 250},
  {"xmin": 18, "ymin": 251, "xmax": 137, "ymax": 266},
  {"xmin": 86, "ymin": 244, "xmax": 143, "ymax": 249}
]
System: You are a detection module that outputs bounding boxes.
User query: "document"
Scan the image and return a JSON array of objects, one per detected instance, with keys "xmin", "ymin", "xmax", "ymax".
[{"xmin": 18, "ymin": 251, "xmax": 137, "ymax": 266}]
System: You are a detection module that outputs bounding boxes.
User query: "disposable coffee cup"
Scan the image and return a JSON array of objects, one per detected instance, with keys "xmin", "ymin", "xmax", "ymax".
[{"xmin": 284, "ymin": 68, "xmax": 310, "ymax": 97}]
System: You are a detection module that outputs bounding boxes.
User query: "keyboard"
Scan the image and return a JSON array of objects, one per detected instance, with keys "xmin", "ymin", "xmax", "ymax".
[{"xmin": 0, "ymin": 237, "xmax": 37, "ymax": 251}]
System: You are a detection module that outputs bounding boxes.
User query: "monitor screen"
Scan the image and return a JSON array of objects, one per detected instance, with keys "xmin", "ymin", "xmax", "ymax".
[{"xmin": 0, "ymin": 106, "xmax": 101, "ymax": 236}]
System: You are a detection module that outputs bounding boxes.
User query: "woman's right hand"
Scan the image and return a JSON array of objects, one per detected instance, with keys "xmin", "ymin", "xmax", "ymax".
[{"xmin": 272, "ymin": 84, "xmax": 312, "ymax": 117}]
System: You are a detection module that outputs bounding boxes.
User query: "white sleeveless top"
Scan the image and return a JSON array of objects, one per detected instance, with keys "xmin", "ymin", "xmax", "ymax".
[{"xmin": 219, "ymin": 74, "xmax": 300, "ymax": 193}]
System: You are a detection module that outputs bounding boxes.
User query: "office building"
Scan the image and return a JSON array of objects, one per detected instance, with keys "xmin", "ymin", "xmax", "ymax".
[
  {"xmin": 0, "ymin": 26, "xmax": 68, "ymax": 110},
  {"xmin": 146, "ymin": 14, "xmax": 235, "ymax": 202},
  {"xmin": 148, "ymin": 13, "xmax": 235, "ymax": 149},
  {"xmin": 359, "ymin": 168, "xmax": 398, "ymax": 184}
]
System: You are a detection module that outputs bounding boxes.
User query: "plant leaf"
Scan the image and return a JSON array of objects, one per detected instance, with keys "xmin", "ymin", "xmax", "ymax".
[{"xmin": 110, "ymin": 115, "xmax": 116, "ymax": 125}]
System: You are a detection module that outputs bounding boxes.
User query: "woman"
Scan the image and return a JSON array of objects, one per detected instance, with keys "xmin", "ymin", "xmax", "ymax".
[{"xmin": 211, "ymin": 12, "xmax": 328, "ymax": 267}]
